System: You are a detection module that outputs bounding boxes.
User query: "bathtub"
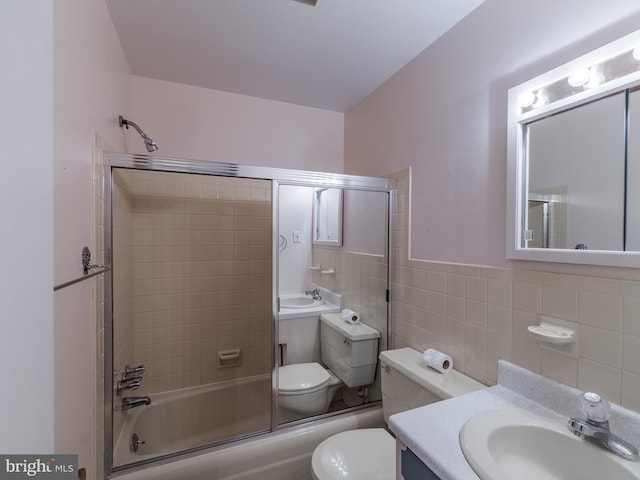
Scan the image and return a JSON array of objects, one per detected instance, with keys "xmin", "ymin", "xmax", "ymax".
[
  {"xmin": 114, "ymin": 374, "xmax": 272, "ymax": 467},
  {"xmin": 115, "ymin": 406, "xmax": 384, "ymax": 480}
]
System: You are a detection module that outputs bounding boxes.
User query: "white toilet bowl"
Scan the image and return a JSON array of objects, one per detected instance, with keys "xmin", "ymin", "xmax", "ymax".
[
  {"xmin": 311, "ymin": 428, "xmax": 395, "ymax": 480},
  {"xmin": 278, "ymin": 363, "xmax": 342, "ymax": 420},
  {"xmin": 310, "ymin": 348, "xmax": 486, "ymax": 480}
]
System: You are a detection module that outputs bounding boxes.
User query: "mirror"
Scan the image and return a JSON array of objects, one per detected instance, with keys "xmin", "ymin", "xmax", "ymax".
[
  {"xmin": 313, "ymin": 187, "xmax": 343, "ymax": 246},
  {"xmin": 507, "ymin": 28, "xmax": 640, "ymax": 267},
  {"xmin": 277, "ymin": 184, "xmax": 390, "ymax": 425},
  {"xmin": 526, "ymin": 91, "xmax": 626, "ymax": 251}
]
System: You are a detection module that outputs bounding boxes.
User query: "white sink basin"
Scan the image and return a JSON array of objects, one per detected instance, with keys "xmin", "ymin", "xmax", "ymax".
[
  {"xmin": 460, "ymin": 408, "xmax": 640, "ymax": 480},
  {"xmin": 279, "ymin": 294, "xmax": 324, "ymax": 309}
]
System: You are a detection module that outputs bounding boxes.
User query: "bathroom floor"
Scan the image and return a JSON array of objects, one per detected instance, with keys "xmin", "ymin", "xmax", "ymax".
[{"xmin": 328, "ymin": 399, "xmax": 347, "ymax": 412}]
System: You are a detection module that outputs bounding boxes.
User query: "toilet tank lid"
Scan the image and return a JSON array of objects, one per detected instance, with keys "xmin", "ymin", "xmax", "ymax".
[
  {"xmin": 379, "ymin": 348, "xmax": 485, "ymax": 399},
  {"xmin": 279, "ymin": 363, "xmax": 330, "ymax": 392},
  {"xmin": 320, "ymin": 313, "xmax": 381, "ymax": 341}
]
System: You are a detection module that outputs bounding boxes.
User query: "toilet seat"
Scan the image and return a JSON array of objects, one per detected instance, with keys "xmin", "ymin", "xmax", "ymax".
[
  {"xmin": 311, "ymin": 428, "xmax": 396, "ymax": 480},
  {"xmin": 279, "ymin": 363, "xmax": 331, "ymax": 395}
]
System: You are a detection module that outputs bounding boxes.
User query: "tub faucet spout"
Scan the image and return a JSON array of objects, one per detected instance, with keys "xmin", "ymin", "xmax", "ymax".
[{"xmin": 121, "ymin": 396, "xmax": 151, "ymax": 411}]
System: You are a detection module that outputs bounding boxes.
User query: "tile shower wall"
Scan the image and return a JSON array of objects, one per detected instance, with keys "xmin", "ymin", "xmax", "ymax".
[
  {"xmin": 112, "ymin": 172, "xmax": 134, "ymax": 382},
  {"xmin": 113, "ymin": 170, "xmax": 272, "ymax": 395},
  {"xmin": 111, "ymin": 171, "xmax": 135, "ymax": 444},
  {"xmin": 390, "ymin": 168, "xmax": 640, "ymax": 414}
]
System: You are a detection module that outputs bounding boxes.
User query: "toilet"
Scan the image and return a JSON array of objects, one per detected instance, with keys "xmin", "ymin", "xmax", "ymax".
[
  {"xmin": 277, "ymin": 313, "xmax": 381, "ymax": 422},
  {"xmin": 311, "ymin": 347, "xmax": 485, "ymax": 480}
]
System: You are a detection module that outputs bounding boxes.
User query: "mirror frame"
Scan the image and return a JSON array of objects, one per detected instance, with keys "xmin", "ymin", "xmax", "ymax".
[{"xmin": 507, "ymin": 28, "xmax": 640, "ymax": 267}]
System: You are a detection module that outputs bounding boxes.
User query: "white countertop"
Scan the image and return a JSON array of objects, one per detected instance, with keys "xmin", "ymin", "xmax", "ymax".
[{"xmin": 388, "ymin": 359, "xmax": 640, "ymax": 480}]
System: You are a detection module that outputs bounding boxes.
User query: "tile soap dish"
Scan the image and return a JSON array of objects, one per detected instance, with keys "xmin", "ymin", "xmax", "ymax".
[{"xmin": 527, "ymin": 317, "xmax": 575, "ymax": 345}]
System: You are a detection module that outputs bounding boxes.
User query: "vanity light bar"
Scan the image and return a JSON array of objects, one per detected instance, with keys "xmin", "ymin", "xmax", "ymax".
[
  {"xmin": 520, "ymin": 48, "xmax": 640, "ymax": 113},
  {"xmin": 515, "ymin": 30, "xmax": 640, "ymax": 118}
]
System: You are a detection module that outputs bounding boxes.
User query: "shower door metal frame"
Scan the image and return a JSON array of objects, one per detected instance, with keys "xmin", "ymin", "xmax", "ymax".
[{"xmin": 102, "ymin": 152, "xmax": 394, "ymax": 478}]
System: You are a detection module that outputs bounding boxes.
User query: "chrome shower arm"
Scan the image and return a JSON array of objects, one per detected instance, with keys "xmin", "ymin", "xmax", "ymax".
[
  {"xmin": 119, "ymin": 115, "xmax": 145, "ymax": 136},
  {"xmin": 119, "ymin": 115, "xmax": 159, "ymax": 152}
]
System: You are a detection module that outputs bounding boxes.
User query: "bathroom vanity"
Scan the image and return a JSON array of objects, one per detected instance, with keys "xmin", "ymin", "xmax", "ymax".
[{"xmin": 390, "ymin": 361, "xmax": 640, "ymax": 480}]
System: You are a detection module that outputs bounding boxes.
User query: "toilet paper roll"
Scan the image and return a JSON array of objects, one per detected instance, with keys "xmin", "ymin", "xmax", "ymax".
[
  {"xmin": 423, "ymin": 348, "xmax": 453, "ymax": 374},
  {"xmin": 342, "ymin": 308, "xmax": 360, "ymax": 324}
]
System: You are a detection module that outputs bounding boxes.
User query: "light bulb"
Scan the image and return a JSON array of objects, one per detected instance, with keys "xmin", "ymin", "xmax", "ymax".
[
  {"xmin": 518, "ymin": 91, "xmax": 536, "ymax": 108},
  {"xmin": 568, "ymin": 68, "xmax": 591, "ymax": 87},
  {"xmin": 532, "ymin": 91, "xmax": 548, "ymax": 109}
]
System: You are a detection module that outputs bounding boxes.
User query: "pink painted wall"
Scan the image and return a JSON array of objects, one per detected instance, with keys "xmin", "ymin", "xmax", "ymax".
[
  {"xmin": 1, "ymin": 0, "xmax": 54, "ymax": 454},
  {"xmin": 129, "ymin": 76, "xmax": 344, "ymax": 172},
  {"xmin": 53, "ymin": 0, "xmax": 131, "ymax": 475},
  {"xmin": 345, "ymin": 0, "xmax": 640, "ymax": 274}
]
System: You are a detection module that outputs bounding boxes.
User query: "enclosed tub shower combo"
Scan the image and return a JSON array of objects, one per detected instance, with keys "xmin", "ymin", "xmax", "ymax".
[{"xmin": 102, "ymin": 152, "xmax": 393, "ymax": 478}]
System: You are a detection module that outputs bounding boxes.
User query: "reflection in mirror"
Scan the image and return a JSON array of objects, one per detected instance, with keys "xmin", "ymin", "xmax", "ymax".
[
  {"xmin": 627, "ymin": 87, "xmax": 640, "ymax": 250},
  {"xmin": 526, "ymin": 92, "xmax": 625, "ymax": 250},
  {"xmin": 507, "ymin": 28, "xmax": 640, "ymax": 266},
  {"xmin": 313, "ymin": 187, "xmax": 343, "ymax": 246},
  {"xmin": 277, "ymin": 185, "xmax": 389, "ymax": 425}
]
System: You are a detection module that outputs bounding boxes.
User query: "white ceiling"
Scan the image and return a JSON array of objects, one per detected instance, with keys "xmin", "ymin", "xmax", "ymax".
[{"xmin": 106, "ymin": 0, "xmax": 484, "ymax": 112}]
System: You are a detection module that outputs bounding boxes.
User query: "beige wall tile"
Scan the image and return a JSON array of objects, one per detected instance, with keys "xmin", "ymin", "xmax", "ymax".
[
  {"xmin": 578, "ymin": 358, "xmax": 622, "ymax": 404},
  {"xmin": 514, "ymin": 270, "xmax": 558, "ymax": 287},
  {"xmin": 446, "ymin": 295, "xmax": 465, "ymax": 322},
  {"xmin": 541, "ymin": 350, "xmax": 577, "ymax": 387},
  {"xmin": 465, "ymin": 299, "xmax": 487, "ymax": 327},
  {"xmin": 510, "ymin": 336, "xmax": 541, "ymax": 373},
  {"xmin": 622, "ymin": 298, "xmax": 640, "ymax": 336},
  {"xmin": 429, "ymin": 271, "xmax": 446, "ymax": 293},
  {"xmin": 579, "ymin": 325, "xmax": 621, "ymax": 368},
  {"xmin": 429, "ymin": 291, "xmax": 446, "ymax": 315},
  {"xmin": 559, "ymin": 275, "xmax": 616, "ymax": 295},
  {"xmin": 487, "ymin": 304, "xmax": 512, "ymax": 334},
  {"xmin": 622, "ymin": 371, "xmax": 640, "ymax": 412},
  {"xmin": 622, "ymin": 334, "xmax": 640, "ymax": 375},
  {"xmin": 447, "ymin": 273, "xmax": 465, "ymax": 297},
  {"xmin": 542, "ymin": 287, "xmax": 578, "ymax": 321},
  {"xmin": 512, "ymin": 282, "xmax": 542, "ymax": 314},
  {"xmin": 578, "ymin": 292, "xmax": 622, "ymax": 331},
  {"xmin": 487, "ymin": 330, "xmax": 511, "ymax": 361},
  {"xmin": 466, "ymin": 276, "xmax": 487, "ymax": 302}
]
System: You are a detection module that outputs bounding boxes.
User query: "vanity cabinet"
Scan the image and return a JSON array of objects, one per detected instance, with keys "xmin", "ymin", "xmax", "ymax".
[{"xmin": 397, "ymin": 441, "xmax": 441, "ymax": 480}]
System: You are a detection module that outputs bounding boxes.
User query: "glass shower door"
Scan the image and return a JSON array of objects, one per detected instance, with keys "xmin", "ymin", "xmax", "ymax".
[{"xmin": 109, "ymin": 167, "xmax": 273, "ymax": 469}]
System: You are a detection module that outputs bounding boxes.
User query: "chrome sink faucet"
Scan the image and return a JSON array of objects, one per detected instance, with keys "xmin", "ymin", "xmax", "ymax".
[
  {"xmin": 305, "ymin": 283, "xmax": 322, "ymax": 300},
  {"xmin": 568, "ymin": 392, "xmax": 639, "ymax": 461}
]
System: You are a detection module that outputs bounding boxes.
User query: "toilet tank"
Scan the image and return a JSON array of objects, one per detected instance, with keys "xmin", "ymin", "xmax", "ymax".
[
  {"xmin": 319, "ymin": 313, "xmax": 380, "ymax": 388},
  {"xmin": 379, "ymin": 347, "xmax": 484, "ymax": 423}
]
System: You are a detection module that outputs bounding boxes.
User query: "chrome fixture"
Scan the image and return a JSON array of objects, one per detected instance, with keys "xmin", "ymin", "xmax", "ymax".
[
  {"xmin": 120, "ymin": 396, "xmax": 151, "ymax": 411},
  {"xmin": 81, "ymin": 246, "xmax": 105, "ymax": 275},
  {"xmin": 117, "ymin": 379, "xmax": 141, "ymax": 396},
  {"xmin": 291, "ymin": 0, "xmax": 317, "ymax": 5},
  {"xmin": 123, "ymin": 364, "xmax": 145, "ymax": 380},
  {"xmin": 568, "ymin": 392, "xmax": 639, "ymax": 460},
  {"xmin": 119, "ymin": 115, "xmax": 158, "ymax": 152},
  {"xmin": 305, "ymin": 284, "xmax": 322, "ymax": 300},
  {"xmin": 130, "ymin": 433, "xmax": 145, "ymax": 453},
  {"xmin": 116, "ymin": 364, "xmax": 146, "ymax": 395}
]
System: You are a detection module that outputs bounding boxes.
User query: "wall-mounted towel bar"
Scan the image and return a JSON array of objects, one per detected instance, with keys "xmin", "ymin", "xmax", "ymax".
[{"xmin": 53, "ymin": 247, "xmax": 110, "ymax": 291}]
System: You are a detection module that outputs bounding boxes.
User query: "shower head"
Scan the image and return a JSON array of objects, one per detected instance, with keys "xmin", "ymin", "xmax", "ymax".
[{"xmin": 119, "ymin": 115, "xmax": 159, "ymax": 152}]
